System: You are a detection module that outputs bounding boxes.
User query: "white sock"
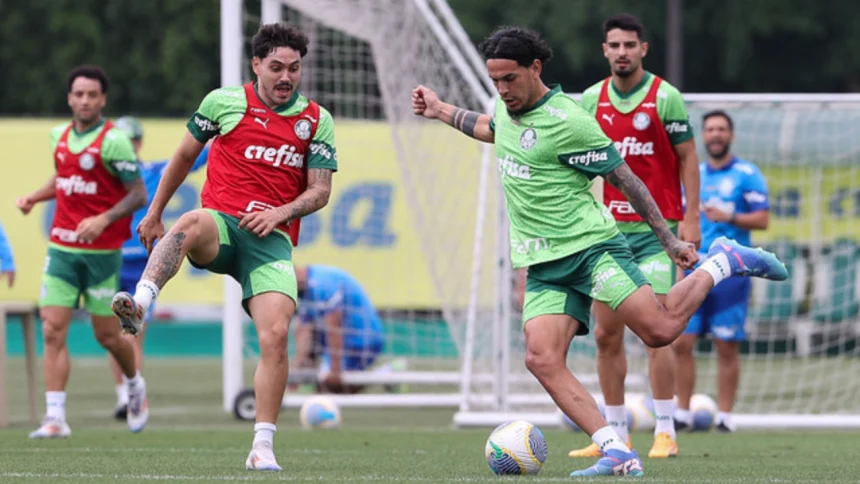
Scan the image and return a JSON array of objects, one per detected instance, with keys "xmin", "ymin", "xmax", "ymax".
[
  {"xmin": 716, "ymin": 411, "xmax": 733, "ymax": 427},
  {"xmin": 653, "ymin": 399, "xmax": 676, "ymax": 437},
  {"xmin": 116, "ymin": 383, "xmax": 129, "ymax": 405},
  {"xmin": 253, "ymin": 422, "xmax": 277, "ymax": 448},
  {"xmin": 46, "ymin": 391, "xmax": 66, "ymax": 422},
  {"xmin": 133, "ymin": 280, "xmax": 160, "ymax": 311},
  {"xmin": 591, "ymin": 425, "xmax": 630, "ymax": 454},
  {"xmin": 604, "ymin": 405, "xmax": 629, "ymax": 442},
  {"xmin": 127, "ymin": 371, "xmax": 144, "ymax": 389},
  {"xmin": 698, "ymin": 253, "xmax": 732, "ymax": 286},
  {"xmin": 674, "ymin": 408, "xmax": 693, "ymax": 427}
]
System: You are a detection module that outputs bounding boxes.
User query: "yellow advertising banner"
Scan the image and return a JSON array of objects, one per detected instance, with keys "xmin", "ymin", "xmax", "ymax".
[
  {"xmin": 0, "ymin": 118, "xmax": 486, "ymax": 308},
  {"xmin": 1, "ymin": 118, "xmax": 854, "ymax": 308}
]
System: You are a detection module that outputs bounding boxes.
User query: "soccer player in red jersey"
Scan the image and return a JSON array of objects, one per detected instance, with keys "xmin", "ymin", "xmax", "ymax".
[
  {"xmin": 568, "ymin": 14, "xmax": 701, "ymax": 459},
  {"xmin": 110, "ymin": 23, "xmax": 337, "ymax": 471},
  {"xmin": 17, "ymin": 65, "xmax": 149, "ymax": 438}
]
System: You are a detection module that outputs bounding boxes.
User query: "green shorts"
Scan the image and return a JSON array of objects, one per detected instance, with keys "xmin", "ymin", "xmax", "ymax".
[
  {"xmin": 619, "ymin": 222, "xmax": 678, "ymax": 295},
  {"xmin": 523, "ymin": 234, "xmax": 649, "ymax": 335},
  {"xmin": 39, "ymin": 245, "xmax": 122, "ymax": 316},
  {"xmin": 190, "ymin": 209, "xmax": 297, "ymax": 315}
]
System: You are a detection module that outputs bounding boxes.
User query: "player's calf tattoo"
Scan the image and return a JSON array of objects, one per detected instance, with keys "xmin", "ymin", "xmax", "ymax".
[
  {"xmin": 604, "ymin": 164, "xmax": 677, "ymax": 250},
  {"xmin": 141, "ymin": 232, "xmax": 187, "ymax": 288},
  {"xmin": 451, "ymin": 108, "xmax": 480, "ymax": 138}
]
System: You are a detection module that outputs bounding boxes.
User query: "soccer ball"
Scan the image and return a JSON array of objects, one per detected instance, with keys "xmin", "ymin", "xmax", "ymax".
[
  {"xmin": 485, "ymin": 420, "xmax": 547, "ymax": 475},
  {"xmin": 626, "ymin": 393, "xmax": 656, "ymax": 432},
  {"xmin": 299, "ymin": 396, "xmax": 341, "ymax": 429},
  {"xmin": 690, "ymin": 393, "xmax": 718, "ymax": 431}
]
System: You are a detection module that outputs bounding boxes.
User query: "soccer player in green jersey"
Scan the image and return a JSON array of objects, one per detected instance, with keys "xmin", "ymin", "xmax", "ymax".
[
  {"xmin": 110, "ymin": 23, "xmax": 337, "ymax": 471},
  {"xmin": 570, "ymin": 13, "xmax": 700, "ymax": 459},
  {"xmin": 16, "ymin": 65, "xmax": 149, "ymax": 438},
  {"xmin": 412, "ymin": 26, "xmax": 787, "ymax": 477}
]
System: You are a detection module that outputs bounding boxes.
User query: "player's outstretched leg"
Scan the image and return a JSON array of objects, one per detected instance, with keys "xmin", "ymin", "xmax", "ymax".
[
  {"xmin": 707, "ymin": 237, "xmax": 788, "ymax": 281},
  {"xmin": 522, "ymin": 314, "xmax": 644, "ymax": 477},
  {"xmin": 112, "ymin": 209, "xmax": 221, "ymax": 335},
  {"xmin": 244, "ymin": 292, "xmax": 294, "ymax": 472}
]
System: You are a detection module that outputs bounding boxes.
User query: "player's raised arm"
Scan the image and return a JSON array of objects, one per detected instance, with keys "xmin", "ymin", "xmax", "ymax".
[
  {"xmin": 148, "ymin": 132, "xmax": 206, "ymax": 217},
  {"xmin": 602, "ymin": 162, "xmax": 697, "ymax": 269},
  {"xmin": 412, "ymin": 85, "xmax": 494, "ymax": 143}
]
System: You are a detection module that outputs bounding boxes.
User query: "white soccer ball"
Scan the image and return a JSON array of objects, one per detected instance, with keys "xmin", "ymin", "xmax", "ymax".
[
  {"xmin": 626, "ymin": 393, "xmax": 656, "ymax": 432},
  {"xmin": 690, "ymin": 393, "xmax": 718, "ymax": 431},
  {"xmin": 485, "ymin": 420, "xmax": 547, "ymax": 475},
  {"xmin": 299, "ymin": 396, "xmax": 341, "ymax": 430}
]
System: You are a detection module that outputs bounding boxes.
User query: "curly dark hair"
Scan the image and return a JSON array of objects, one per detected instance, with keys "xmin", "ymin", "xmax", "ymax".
[
  {"xmin": 251, "ymin": 22, "xmax": 310, "ymax": 59},
  {"xmin": 478, "ymin": 26, "xmax": 553, "ymax": 68},
  {"xmin": 67, "ymin": 65, "xmax": 109, "ymax": 93}
]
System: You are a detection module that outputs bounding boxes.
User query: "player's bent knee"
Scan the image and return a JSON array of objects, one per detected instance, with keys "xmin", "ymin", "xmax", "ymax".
[
  {"xmin": 93, "ymin": 327, "xmax": 122, "ymax": 349},
  {"xmin": 638, "ymin": 325, "xmax": 676, "ymax": 348},
  {"xmin": 594, "ymin": 324, "xmax": 625, "ymax": 354},
  {"xmin": 524, "ymin": 344, "xmax": 566, "ymax": 379},
  {"xmin": 258, "ymin": 325, "xmax": 289, "ymax": 361}
]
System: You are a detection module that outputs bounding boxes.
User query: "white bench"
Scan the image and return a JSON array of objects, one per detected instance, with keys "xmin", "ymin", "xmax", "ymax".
[{"xmin": 0, "ymin": 301, "xmax": 39, "ymax": 428}]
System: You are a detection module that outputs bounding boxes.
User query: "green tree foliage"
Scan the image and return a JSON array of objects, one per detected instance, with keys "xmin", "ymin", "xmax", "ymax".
[{"xmin": 0, "ymin": 0, "xmax": 857, "ymax": 116}]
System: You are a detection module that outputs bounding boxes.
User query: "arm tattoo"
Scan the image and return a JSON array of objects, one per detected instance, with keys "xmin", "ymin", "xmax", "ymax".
[
  {"xmin": 604, "ymin": 164, "xmax": 675, "ymax": 247},
  {"xmin": 106, "ymin": 179, "xmax": 147, "ymax": 223},
  {"xmin": 141, "ymin": 232, "xmax": 186, "ymax": 288},
  {"xmin": 450, "ymin": 108, "xmax": 480, "ymax": 138},
  {"xmin": 279, "ymin": 168, "xmax": 333, "ymax": 224}
]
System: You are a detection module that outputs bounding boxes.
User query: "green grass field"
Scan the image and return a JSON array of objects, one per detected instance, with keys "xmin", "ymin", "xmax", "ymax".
[{"xmin": 2, "ymin": 358, "xmax": 859, "ymax": 483}]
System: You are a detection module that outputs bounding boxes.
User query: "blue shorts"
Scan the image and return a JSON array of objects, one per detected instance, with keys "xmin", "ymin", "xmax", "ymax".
[
  {"xmin": 684, "ymin": 273, "xmax": 751, "ymax": 341},
  {"xmin": 120, "ymin": 258, "xmax": 155, "ymax": 321}
]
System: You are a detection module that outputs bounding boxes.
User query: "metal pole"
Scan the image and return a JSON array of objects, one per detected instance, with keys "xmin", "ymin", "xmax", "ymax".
[{"xmin": 666, "ymin": 0, "xmax": 684, "ymax": 89}]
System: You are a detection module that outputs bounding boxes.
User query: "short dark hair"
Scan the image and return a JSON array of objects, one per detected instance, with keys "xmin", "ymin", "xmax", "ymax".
[
  {"xmin": 603, "ymin": 13, "xmax": 645, "ymax": 41},
  {"xmin": 251, "ymin": 22, "xmax": 309, "ymax": 59},
  {"xmin": 702, "ymin": 110, "xmax": 734, "ymax": 131},
  {"xmin": 478, "ymin": 26, "xmax": 553, "ymax": 68},
  {"xmin": 67, "ymin": 65, "xmax": 109, "ymax": 93}
]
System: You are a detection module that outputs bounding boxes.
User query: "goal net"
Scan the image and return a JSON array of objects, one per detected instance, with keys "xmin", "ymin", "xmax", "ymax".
[
  {"xmin": 455, "ymin": 94, "xmax": 860, "ymax": 430},
  {"xmin": 220, "ymin": 0, "xmax": 499, "ymax": 414}
]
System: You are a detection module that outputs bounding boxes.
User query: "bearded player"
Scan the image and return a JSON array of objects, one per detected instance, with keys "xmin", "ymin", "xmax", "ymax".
[
  {"xmin": 17, "ymin": 65, "xmax": 149, "ymax": 438},
  {"xmin": 569, "ymin": 13, "xmax": 700, "ymax": 459},
  {"xmin": 109, "ymin": 23, "xmax": 337, "ymax": 471},
  {"xmin": 412, "ymin": 25, "xmax": 786, "ymax": 477}
]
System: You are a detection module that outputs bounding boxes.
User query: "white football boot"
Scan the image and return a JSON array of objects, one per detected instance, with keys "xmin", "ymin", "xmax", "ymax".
[
  {"xmin": 245, "ymin": 442, "xmax": 283, "ymax": 471},
  {"xmin": 29, "ymin": 418, "xmax": 72, "ymax": 439}
]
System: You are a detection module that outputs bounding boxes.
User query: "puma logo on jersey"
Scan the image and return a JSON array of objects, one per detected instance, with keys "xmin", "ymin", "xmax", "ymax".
[
  {"xmin": 602, "ymin": 113, "xmax": 615, "ymax": 126},
  {"xmin": 56, "ymin": 175, "xmax": 97, "ymax": 195},
  {"xmin": 254, "ymin": 117, "xmax": 269, "ymax": 129},
  {"xmin": 244, "ymin": 144, "xmax": 305, "ymax": 168},
  {"xmin": 614, "ymin": 137, "xmax": 655, "ymax": 158}
]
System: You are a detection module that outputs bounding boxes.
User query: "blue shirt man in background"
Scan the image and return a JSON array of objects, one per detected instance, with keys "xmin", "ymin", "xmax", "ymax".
[
  {"xmin": 292, "ymin": 265, "xmax": 388, "ymax": 394},
  {"xmin": 0, "ymin": 221, "xmax": 15, "ymax": 288},
  {"xmin": 673, "ymin": 110, "xmax": 770, "ymax": 433},
  {"xmin": 109, "ymin": 116, "xmax": 209, "ymax": 419}
]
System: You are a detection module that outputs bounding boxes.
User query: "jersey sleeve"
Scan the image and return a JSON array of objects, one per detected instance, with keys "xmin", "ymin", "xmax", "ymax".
[
  {"xmin": 186, "ymin": 87, "xmax": 245, "ymax": 143},
  {"xmin": 555, "ymin": 109, "xmax": 625, "ymax": 179},
  {"xmin": 48, "ymin": 124, "xmax": 66, "ymax": 155},
  {"xmin": 308, "ymin": 107, "xmax": 338, "ymax": 171},
  {"xmin": 657, "ymin": 84, "xmax": 694, "ymax": 145},
  {"xmin": 0, "ymin": 221, "xmax": 15, "ymax": 272},
  {"xmin": 101, "ymin": 128, "xmax": 142, "ymax": 183},
  {"xmin": 577, "ymin": 82, "xmax": 602, "ymax": 116},
  {"xmin": 741, "ymin": 164, "xmax": 769, "ymax": 212}
]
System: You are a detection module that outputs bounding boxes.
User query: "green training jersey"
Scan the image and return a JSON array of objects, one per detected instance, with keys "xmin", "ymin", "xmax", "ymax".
[
  {"xmin": 186, "ymin": 85, "xmax": 337, "ymax": 171},
  {"xmin": 579, "ymin": 71, "xmax": 693, "ymax": 146},
  {"xmin": 49, "ymin": 119, "xmax": 140, "ymax": 182},
  {"xmin": 489, "ymin": 85, "xmax": 626, "ymax": 269}
]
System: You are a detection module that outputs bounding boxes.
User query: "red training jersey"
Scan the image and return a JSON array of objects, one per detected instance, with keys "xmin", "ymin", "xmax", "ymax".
[
  {"xmin": 201, "ymin": 83, "xmax": 321, "ymax": 245},
  {"xmin": 595, "ymin": 76, "xmax": 683, "ymax": 223},
  {"xmin": 51, "ymin": 121, "xmax": 132, "ymax": 250}
]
